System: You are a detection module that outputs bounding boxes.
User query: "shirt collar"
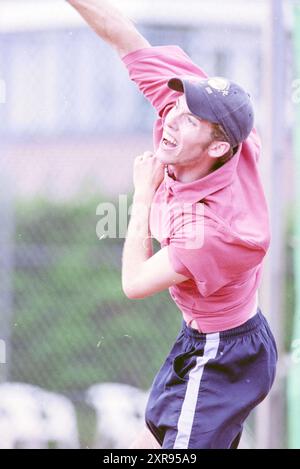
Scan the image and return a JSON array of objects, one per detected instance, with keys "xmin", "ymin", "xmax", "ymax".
[{"xmin": 164, "ymin": 145, "xmax": 242, "ymax": 204}]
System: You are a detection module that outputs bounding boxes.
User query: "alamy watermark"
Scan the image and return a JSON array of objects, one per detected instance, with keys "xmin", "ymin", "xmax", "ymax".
[
  {"xmin": 0, "ymin": 79, "xmax": 6, "ymax": 104},
  {"xmin": 0, "ymin": 339, "xmax": 6, "ymax": 364},
  {"xmin": 96, "ymin": 195, "xmax": 205, "ymax": 249}
]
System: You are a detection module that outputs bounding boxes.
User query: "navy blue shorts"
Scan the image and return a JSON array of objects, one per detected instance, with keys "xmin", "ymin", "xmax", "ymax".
[{"xmin": 145, "ymin": 309, "xmax": 278, "ymax": 449}]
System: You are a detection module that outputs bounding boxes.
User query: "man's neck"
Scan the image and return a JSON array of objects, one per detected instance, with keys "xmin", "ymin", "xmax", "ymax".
[{"xmin": 168, "ymin": 160, "xmax": 215, "ymax": 183}]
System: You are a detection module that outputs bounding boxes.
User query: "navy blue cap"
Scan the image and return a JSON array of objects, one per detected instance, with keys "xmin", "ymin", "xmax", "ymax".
[{"xmin": 168, "ymin": 76, "xmax": 254, "ymax": 147}]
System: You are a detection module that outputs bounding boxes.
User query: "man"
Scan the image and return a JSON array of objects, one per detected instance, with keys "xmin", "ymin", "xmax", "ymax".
[{"xmin": 67, "ymin": 0, "xmax": 278, "ymax": 449}]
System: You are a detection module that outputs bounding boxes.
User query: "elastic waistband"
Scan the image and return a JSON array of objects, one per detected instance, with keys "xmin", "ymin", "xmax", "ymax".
[{"xmin": 182, "ymin": 308, "xmax": 264, "ymax": 341}]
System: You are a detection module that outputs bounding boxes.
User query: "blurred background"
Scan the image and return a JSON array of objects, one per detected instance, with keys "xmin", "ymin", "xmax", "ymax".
[{"xmin": 0, "ymin": 0, "xmax": 299, "ymax": 449}]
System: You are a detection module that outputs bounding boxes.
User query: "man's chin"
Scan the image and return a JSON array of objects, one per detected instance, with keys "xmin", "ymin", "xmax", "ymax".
[{"xmin": 155, "ymin": 147, "xmax": 176, "ymax": 164}]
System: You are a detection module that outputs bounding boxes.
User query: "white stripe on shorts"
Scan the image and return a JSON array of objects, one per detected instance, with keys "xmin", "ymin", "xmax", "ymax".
[{"xmin": 173, "ymin": 333, "xmax": 220, "ymax": 449}]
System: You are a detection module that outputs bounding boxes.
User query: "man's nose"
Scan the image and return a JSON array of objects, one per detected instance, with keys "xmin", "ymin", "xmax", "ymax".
[{"xmin": 165, "ymin": 111, "xmax": 179, "ymax": 130}]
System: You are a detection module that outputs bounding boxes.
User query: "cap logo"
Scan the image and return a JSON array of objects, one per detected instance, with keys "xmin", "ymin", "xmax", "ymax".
[{"xmin": 207, "ymin": 77, "xmax": 230, "ymax": 96}]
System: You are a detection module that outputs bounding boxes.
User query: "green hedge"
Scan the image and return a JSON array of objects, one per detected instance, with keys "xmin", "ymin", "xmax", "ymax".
[{"xmin": 10, "ymin": 197, "xmax": 181, "ymax": 394}]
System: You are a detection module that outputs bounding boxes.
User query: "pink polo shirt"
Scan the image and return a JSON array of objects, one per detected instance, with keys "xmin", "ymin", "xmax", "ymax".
[{"xmin": 123, "ymin": 46, "xmax": 270, "ymax": 333}]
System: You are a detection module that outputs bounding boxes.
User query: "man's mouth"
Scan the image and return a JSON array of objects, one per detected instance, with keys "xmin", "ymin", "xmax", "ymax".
[{"xmin": 161, "ymin": 131, "xmax": 178, "ymax": 149}]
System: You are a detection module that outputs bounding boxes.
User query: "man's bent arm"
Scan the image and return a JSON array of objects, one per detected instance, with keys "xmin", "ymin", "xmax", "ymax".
[
  {"xmin": 122, "ymin": 192, "xmax": 188, "ymax": 300},
  {"xmin": 67, "ymin": 0, "xmax": 151, "ymax": 57},
  {"xmin": 122, "ymin": 191, "xmax": 154, "ymax": 299}
]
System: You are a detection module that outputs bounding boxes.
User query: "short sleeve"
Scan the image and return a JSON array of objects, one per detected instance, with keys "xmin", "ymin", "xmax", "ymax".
[
  {"xmin": 168, "ymin": 221, "xmax": 266, "ymax": 297},
  {"xmin": 122, "ymin": 45, "xmax": 208, "ymax": 116}
]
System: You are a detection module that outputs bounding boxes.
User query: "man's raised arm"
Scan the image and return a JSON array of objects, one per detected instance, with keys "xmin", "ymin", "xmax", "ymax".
[{"xmin": 67, "ymin": 0, "xmax": 151, "ymax": 57}]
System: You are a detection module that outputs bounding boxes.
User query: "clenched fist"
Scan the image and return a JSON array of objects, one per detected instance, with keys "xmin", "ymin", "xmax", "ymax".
[{"xmin": 133, "ymin": 151, "xmax": 165, "ymax": 198}]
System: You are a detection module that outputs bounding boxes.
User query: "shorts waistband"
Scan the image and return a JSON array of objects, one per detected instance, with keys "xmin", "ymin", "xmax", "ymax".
[{"xmin": 182, "ymin": 308, "xmax": 264, "ymax": 341}]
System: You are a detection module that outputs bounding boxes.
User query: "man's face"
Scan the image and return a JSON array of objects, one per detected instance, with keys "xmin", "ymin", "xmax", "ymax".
[{"xmin": 156, "ymin": 94, "xmax": 214, "ymax": 166}]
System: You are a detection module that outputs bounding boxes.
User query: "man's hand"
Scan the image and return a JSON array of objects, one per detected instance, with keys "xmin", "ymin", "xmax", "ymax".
[
  {"xmin": 67, "ymin": 0, "xmax": 150, "ymax": 57},
  {"xmin": 133, "ymin": 151, "xmax": 165, "ymax": 200}
]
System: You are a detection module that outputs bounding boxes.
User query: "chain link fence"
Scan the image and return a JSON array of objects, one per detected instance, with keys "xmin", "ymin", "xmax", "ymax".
[
  {"xmin": 6, "ymin": 196, "xmax": 180, "ymax": 447},
  {"xmin": 0, "ymin": 5, "xmax": 294, "ymax": 448}
]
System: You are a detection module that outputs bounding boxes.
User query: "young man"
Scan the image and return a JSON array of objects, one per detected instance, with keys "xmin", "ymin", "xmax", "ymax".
[{"xmin": 67, "ymin": 0, "xmax": 278, "ymax": 449}]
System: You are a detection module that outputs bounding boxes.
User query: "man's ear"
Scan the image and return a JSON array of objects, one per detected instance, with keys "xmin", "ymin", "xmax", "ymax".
[{"xmin": 208, "ymin": 141, "xmax": 231, "ymax": 158}]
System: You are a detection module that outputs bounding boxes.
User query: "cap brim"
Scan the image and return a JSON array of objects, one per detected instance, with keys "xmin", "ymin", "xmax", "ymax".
[
  {"xmin": 167, "ymin": 78, "xmax": 185, "ymax": 93},
  {"xmin": 168, "ymin": 77, "xmax": 220, "ymax": 124}
]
